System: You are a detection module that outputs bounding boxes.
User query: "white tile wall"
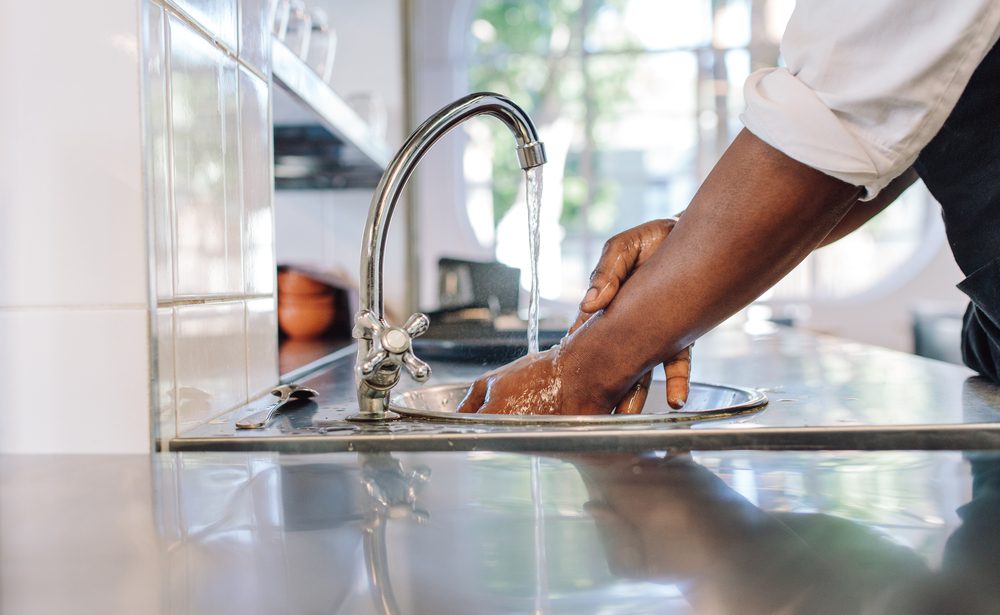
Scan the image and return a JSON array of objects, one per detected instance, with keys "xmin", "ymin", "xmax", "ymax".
[
  {"xmin": 0, "ymin": 0, "xmax": 157, "ymax": 454},
  {"xmin": 239, "ymin": 0, "xmax": 273, "ymax": 76},
  {"xmin": 246, "ymin": 298, "xmax": 279, "ymax": 399},
  {"xmin": 0, "ymin": 308, "xmax": 152, "ymax": 453},
  {"xmin": 157, "ymin": 307, "xmax": 177, "ymax": 442},
  {"xmin": 144, "ymin": 3, "xmax": 175, "ymax": 301},
  {"xmin": 0, "ymin": 0, "xmax": 147, "ymax": 308},
  {"xmin": 151, "ymin": 0, "xmax": 279, "ymax": 437},
  {"xmin": 168, "ymin": 0, "xmax": 239, "ymax": 52},
  {"xmin": 174, "ymin": 301, "xmax": 248, "ymax": 433},
  {"xmin": 1, "ymin": 0, "xmax": 284, "ymax": 452},
  {"xmin": 170, "ymin": 16, "xmax": 232, "ymax": 297},
  {"xmin": 222, "ymin": 61, "xmax": 245, "ymax": 295},
  {"xmin": 240, "ymin": 67, "xmax": 276, "ymax": 296}
]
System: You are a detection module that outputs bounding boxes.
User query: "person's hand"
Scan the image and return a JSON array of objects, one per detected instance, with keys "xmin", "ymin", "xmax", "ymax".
[
  {"xmin": 457, "ymin": 217, "xmax": 692, "ymax": 416},
  {"xmin": 570, "ymin": 219, "xmax": 693, "ymax": 412},
  {"xmin": 456, "ymin": 345, "xmax": 607, "ymax": 415}
]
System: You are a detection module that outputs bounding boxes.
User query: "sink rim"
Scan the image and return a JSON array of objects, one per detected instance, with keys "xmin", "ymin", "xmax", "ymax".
[{"xmin": 390, "ymin": 381, "xmax": 768, "ymax": 425}]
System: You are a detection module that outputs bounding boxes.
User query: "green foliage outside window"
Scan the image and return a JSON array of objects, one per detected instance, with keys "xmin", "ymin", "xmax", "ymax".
[{"xmin": 469, "ymin": 0, "xmax": 634, "ymax": 230}]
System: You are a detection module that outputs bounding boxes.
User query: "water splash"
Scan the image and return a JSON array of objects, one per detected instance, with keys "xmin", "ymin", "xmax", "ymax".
[{"xmin": 525, "ymin": 167, "xmax": 543, "ymax": 354}]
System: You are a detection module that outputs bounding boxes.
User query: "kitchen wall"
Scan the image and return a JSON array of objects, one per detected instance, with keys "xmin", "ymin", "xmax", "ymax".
[
  {"xmin": 0, "ymin": 0, "xmax": 279, "ymax": 453},
  {"xmin": 145, "ymin": 0, "xmax": 279, "ymax": 444},
  {"xmin": 0, "ymin": 1, "xmax": 151, "ymax": 453}
]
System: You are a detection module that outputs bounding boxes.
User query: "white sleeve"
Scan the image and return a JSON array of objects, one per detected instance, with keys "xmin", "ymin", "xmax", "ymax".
[{"xmin": 740, "ymin": 1, "xmax": 1000, "ymax": 199}]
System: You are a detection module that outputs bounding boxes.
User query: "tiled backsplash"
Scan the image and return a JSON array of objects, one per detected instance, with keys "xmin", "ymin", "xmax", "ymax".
[
  {"xmin": 0, "ymin": 0, "xmax": 149, "ymax": 453},
  {"xmin": 145, "ymin": 0, "xmax": 279, "ymax": 442},
  {"xmin": 0, "ymin": 0, "xmax": 392, "ymax": 452}
]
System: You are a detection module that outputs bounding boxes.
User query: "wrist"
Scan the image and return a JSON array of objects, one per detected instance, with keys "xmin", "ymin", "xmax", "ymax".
[{"xmin": 559, "ymin": 318, "xmax": 645, "ymax": 412}]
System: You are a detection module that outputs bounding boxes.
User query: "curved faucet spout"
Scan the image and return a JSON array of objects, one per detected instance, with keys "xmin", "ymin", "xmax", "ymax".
[
  {"xmin": 362, "ymin": 92, "xmax": 546, "ymax": 315},
  {"xmin": 352, "ymin": 92, "xmax": 547, "ymax": 420}
]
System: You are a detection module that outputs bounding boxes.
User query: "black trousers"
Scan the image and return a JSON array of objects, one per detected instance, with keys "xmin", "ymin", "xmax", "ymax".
[{"xmin": 916, "ymin": 38, "xmax": 1000, "ymax": 383}]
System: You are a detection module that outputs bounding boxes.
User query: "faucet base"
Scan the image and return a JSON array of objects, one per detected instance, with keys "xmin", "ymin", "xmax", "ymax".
[{"xmin": 347, "ymin": 410, "xmax": 401, "ymax": 423}]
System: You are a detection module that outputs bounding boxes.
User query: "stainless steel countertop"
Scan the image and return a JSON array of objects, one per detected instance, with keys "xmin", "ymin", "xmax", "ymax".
[
  {"xmin": 4, "ymin": 449, "xmax": 999, "ymax": 614},
  {"xmin": 173, "ymin": 325, "xmax": 1000, "ymax": 452}
]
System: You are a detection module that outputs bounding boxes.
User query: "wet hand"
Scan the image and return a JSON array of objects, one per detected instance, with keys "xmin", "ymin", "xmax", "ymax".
[
  {"xmin": 456, "ymin": 345, "xmax": 607, "ymax": 415},
  {"xmin": 571, "ymin": 219, "xmax": 693, "ymax": 412}
]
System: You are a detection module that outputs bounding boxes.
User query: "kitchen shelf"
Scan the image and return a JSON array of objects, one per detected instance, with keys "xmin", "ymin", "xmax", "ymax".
[{"xmin": 271, "ymin": 39, "xmax": 391, "ymax": 189}]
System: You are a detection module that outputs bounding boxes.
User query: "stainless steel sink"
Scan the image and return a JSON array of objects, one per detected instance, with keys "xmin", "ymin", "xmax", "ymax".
[{"xmin": 391, "ymin": 381, "xmax": 768, "ymax": 425}]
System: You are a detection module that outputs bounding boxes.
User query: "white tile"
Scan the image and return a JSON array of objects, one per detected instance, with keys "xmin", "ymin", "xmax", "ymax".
[
  {"xmin": 240, "ymin": 67, "xmax": 276, "ymax": 295},
  {"xmin": 156, "ymin": 307, "xmax": 177, "ymax": 442},
  {"xmin": 0, "ymin": 308, "xmax": 152, "ymax": 453},
  {"xmin": 143, "ymin": 2, "xmax": 174, "ymax": 301},
  {"xmin": 0, "ymin": 2, "xmax": 147, "ymax": 308},
  {"xmin": 222, "ymin": 59, "xmax": 245, "ymax": 295},
  {"xmin": 168, "ymin": 0, "xmax": 238, "ymax": 52},
  {"xmin": 169, "ymin": 17, "xmax": 230, "ymax": 297},
  {"xmin": 246, "ymin": 298, "xmax": 278, "ymax": 398},
  {"xmin": 239, "ymin": 0, "xmax": 272, "ymax": 76},
  {"xmin": 175, "ymin": 302, "xmax": 247, "ymax": 432}
]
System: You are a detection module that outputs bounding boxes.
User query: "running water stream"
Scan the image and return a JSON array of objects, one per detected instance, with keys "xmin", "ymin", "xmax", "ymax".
[
  {"xmin": 526, "ymin": 169, "xmax": 549, "ymax": 604},
  {"xmin": 528, "ymin": 169, "xmax": 549, "ymax": 610},
  {"xmin": 525, "ymin": 167, "xmax": 543, "ymax": 354}
]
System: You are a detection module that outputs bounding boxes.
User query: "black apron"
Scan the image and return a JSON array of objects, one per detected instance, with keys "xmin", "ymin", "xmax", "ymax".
[{"xmin": 914, "ymin": 38, "xmax": 1000, "ymax": 383}]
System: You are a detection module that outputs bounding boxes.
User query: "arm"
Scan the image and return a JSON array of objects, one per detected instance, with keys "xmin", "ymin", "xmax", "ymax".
[
  {"xmin": 550, "ymin": 166, "xmax": 915, "ymax": 413},
  {"xmin": 818, "ymin": 167, "xmax": 918, "ymax": 247},
  {"xmin": 458, "ymin": 129, "xmax": 861, "ymax": 414},
  {"xmin": 560, "ymin": 130, "xmax": 861, "ymax": 410}
]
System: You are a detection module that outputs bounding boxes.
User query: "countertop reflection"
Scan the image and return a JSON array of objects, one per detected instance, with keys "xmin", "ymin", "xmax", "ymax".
[{"xmin": 4, "ymin": 449, "xmax": 1000, "ymax": 614}]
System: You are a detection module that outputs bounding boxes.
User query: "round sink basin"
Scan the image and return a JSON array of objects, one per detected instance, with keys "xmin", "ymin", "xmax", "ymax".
[{"xmin": 391, "ymin": 381, "xmax": 767, "ymax": 425}]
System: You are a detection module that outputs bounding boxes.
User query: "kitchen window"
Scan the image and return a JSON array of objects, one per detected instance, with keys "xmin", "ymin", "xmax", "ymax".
[{"xmin": 461, "ymin": 0, "xmax": 944, "ymax": 309}]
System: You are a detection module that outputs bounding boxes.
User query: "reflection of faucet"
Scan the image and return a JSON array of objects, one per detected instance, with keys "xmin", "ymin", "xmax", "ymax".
[
  {"xmin": 352, "ymin": 92, "xmax": 547, "ymax": 420},
  {"xmin": 359, "ymin": 453, "xmax": 431, "ymax": 615}
]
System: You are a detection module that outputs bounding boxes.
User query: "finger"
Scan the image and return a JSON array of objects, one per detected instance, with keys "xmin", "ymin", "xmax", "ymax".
[
  {"xmin": 457, "ymin": 378, "xmax": 488, "ymax": 413},
  {"xmin": 568, "ymin": 309, "xmax": 595, "ymax": 336},
  {"xmin": 580, "ymin": 239, "xmax": 639, "ymax": 313},
  {"xmin": 615, "ymin": 371, "xmax": 652, "ymax": 414},
  {"xmin": 665, "ymin": 346, "xmax": 693, "ymax": 409},
  {"xmin": 580, "ymin": 220, "xmax": 674, "ymax": 314}
]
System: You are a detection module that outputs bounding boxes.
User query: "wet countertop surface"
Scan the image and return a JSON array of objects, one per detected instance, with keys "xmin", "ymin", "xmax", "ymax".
[
  {"xmin": 174, "ymin": 326, "xmax": 1000, "ymax": 452},
  {"xmin": 5, "ymin": 448, "xmax": 1000, "ymax": 614}
]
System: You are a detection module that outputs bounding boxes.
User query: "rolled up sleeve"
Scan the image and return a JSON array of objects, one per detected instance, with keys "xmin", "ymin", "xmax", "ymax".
[{"xmin": 741, "ymin": 1, "xmax": 1000, "ymax": 199}]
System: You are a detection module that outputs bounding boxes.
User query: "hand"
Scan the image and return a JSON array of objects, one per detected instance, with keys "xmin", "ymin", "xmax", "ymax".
[
  {"xmin": 457, "ymin": 218, "xmax": 693, "ymax": 416},
  {"xmin": 456, "ymin": 344, "xmax": 607, "ymax": 415},
  {"xmin": 570, "ymin": 219, "xmax": 693, "ymax": 412}
]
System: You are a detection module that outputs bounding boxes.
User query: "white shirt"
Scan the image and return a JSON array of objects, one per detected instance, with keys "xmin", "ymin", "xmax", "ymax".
[{"xmin": 741, "ymin": 1, "xmax": 1000, "ymax": 200}]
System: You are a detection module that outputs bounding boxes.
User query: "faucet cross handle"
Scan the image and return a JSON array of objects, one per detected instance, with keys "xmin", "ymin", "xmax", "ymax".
[{"xmin": 354, "ymin": 310, "xmax": 432, "ymax": 383}]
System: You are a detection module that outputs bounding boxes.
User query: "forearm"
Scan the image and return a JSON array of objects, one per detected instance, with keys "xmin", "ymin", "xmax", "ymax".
[
  {"xmin": 562, "ymin": 130, "xmax": 862, "ymax": 406},
  {"xmin": 817, "ymin": 167, "xmax": 918, "ymax": 247}
]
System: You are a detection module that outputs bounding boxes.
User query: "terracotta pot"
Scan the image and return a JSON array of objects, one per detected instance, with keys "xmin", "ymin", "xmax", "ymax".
[
  {"xmin": 281, "ymin": 293, "xmax": 335, "ymax": 308},
  {"xmin": 278, "ymin": 269, "xmax": 332, "ymax": 296},
  {"xmin": 279, "ymin": 301, "xmax": 336, "ymax": 339}
]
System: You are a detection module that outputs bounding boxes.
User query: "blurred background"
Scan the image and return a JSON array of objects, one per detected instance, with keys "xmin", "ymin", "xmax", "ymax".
[{"xmin": 274, "ymin": 0, "xmax": 968, "ymax": 362}]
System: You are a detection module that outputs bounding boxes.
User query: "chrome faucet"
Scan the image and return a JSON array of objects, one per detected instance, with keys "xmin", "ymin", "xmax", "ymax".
[{"xmin": 352, "ymin": 92, "xmax": 547, "ymax": 421}]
